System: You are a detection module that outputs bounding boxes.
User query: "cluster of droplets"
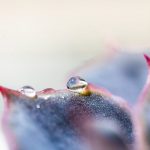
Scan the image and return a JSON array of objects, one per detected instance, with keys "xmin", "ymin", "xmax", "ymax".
[
  {"xmin": 18, "ymin": 76, "xmax": 89, "ymax": 108},
  {"xmin": 18, "ymin": 76, "xmax": 88, "ymax": 97}
]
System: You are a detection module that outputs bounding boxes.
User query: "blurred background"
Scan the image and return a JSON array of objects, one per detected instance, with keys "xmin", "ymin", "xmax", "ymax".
[{"xmin": 0, "ymin": 0, "xmax": 150, "ymax": 90}]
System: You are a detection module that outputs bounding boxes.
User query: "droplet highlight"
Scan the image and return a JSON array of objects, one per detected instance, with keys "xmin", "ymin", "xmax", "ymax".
[{"xmin": 36, "ymin": 104, "xmax": 40, "ymax": 109}]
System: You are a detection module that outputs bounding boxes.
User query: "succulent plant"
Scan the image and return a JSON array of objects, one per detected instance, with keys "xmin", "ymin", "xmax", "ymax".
[{"xmin": 0, "ymin": 51, "xmax": 150, "ymax": 150}]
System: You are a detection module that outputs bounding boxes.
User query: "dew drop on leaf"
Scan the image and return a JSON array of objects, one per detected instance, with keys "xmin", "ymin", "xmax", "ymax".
[
  {"xmin": 67, "ymin": 76, "xmax": 89, "ymax": 95},
  {"xmin": 18, "ymin": 86, "xmax": 37, "ymax": 98}
]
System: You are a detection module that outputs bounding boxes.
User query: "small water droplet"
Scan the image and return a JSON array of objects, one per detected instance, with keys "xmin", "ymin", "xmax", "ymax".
[
  {"xmin": 36, "ymin": 104, "xmax": 40, "ymax": 109},
  {"xmin": 61, "ymin": 96, "xmax": 64, "ymax": 99},
  {"xmin": 67, "ymin": 76, "xmax": 89, "ymax": 95},
  {"xmin": 40, "ymin": 95, "xmax": 52, "ymax": 100},
  {"xmin": 18, "ymin": 86, "xmax": 37, "ymax": 98}
]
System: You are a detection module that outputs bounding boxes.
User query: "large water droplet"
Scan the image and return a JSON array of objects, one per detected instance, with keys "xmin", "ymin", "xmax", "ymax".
[
  {"xmin": 18, "ymin": 86, "xmax": 37, "ymax": 98},
  {"xmin": 67, "ymin": 76, "xmax": 88, "ymax": 95}
]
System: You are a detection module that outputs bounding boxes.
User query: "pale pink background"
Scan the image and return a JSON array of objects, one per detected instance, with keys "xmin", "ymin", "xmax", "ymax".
[{"xmin": 0, "ymin": 0, "xmax": 149, "ymax": 90}]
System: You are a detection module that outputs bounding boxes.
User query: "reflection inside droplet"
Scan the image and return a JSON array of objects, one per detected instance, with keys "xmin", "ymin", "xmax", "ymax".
[
  {"xmin": 67, "ymin": 76, "xmax": 88, "ymax": 90},
  {"xmin": 67, "ymin": 76, "xmax": 89, "ymax": 95},
  {"xmin": 18, "ymin": 86, "xmax": 37, "ymax": 98}
]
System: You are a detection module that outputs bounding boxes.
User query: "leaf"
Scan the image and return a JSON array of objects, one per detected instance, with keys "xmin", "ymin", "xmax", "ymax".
[
  {"xmin": 73, "ymin": 51, "xmax": 149, "ymax": 104},
  {"xmin": 0, "ymin": 84, "xmax": 133, "ymax": 150}
]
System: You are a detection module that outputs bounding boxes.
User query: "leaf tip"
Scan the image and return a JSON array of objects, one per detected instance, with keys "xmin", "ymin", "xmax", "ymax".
[{"xmin": 144, "ymin": 54, "xmax": 150, "ymax": 67}]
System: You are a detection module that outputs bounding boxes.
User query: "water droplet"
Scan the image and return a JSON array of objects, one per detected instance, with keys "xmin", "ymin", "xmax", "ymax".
[
  {"xmin": 67, "ymin": 76, "xmax": 89, "ymax": 95},
  {"xmin": 36, "ymin": 104, "xmax": 40, "ymax": 109},
  {"xmin": 62, "ymin": 96, "xmax": 64, "ymax": 98},
  {"xmin": 18, "ymin": 86, "xmax": 37, "ymax": 98}
]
